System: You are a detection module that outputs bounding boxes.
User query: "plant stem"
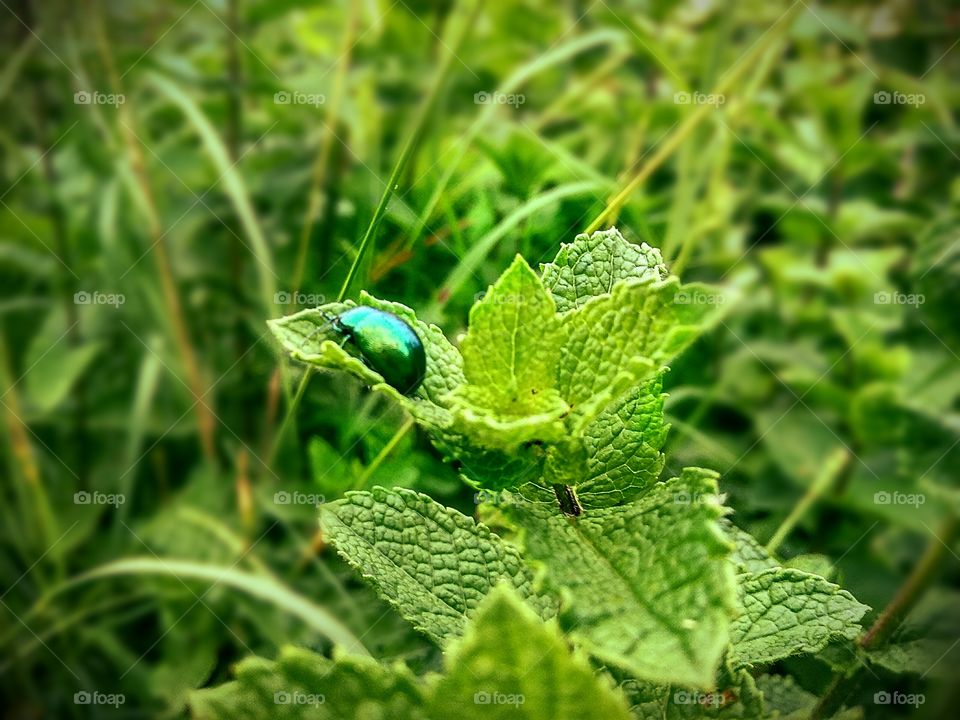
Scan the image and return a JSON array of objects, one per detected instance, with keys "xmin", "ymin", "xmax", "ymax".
[
  {"xmin": 90, "ymin": 0, "xmax": 217, "ymax": 464},
  {"xmin": 349, "ymin": 417, "xmax": 415, "ymax": 492},
  {"xmin": 809, "ymin": 514, "xmax": 960, "ymax": 719},
  {"xmin": 861, "ymin": 514, "xmax": 960, "ymax": 650},
  {"xmin": 337, "ymin": 0, "xmax": 478, "ymax": 303},
  {"xmin": 766, "ymin": 448, "xmax": 849, "ymax": 555},
  {"xmin": 291, "ymin": 1, "xmax": 358, "ymax": 298},
  {"xmin": 583, "ymin": 2, "xmax": 803, "ymax": 235}
]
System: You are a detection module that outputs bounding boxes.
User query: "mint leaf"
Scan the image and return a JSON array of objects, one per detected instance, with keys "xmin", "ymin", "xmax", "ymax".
[
  {"xmin": 577, "ymin": 372, "xmax": 668, "ymax": 507},
  {"xmin": 320, "ymin": 487, "xmax": 555, "ymax": 645},
  {"xmin": 508, "ymin": 469, "xmax": 737, "ymax": 688},
  {"xmin": 189, "ymin": 647, "xmax": 426, "ymax": 719},
  {"xmin": 730, "ymin": 567, "xmax": 869, "ymax": 668},
  {"xmin": 267, "ymin": 292, "xmax": 464, "ymax": 408},
  {"xmin": 461, "ymin": 255, "xmax": 559, "ymax": 403},
  {"xmin": 722, "ymin": 520, "xmax": 779, "ymax": 575},
  {"xmin": 541, "ymin": 228, "xmax": 668, "ymax": 313},
  {"xmin": 428, "ymin": 585, "xmax": 633, "ymax": 720},
  {"xmin": 754, "ymin": 674, "xmax": 817, "ymax": 719},
  {"xmin": 448, "ymin": 383, "xmax": 569, "ymax": 449},
  {"xmin": 556, "ymin": 277, "xmax": 726, "ymax": 428},
  {"xmin": 619, "ymin": 661, "xmax": 765, "ymax": 719}
]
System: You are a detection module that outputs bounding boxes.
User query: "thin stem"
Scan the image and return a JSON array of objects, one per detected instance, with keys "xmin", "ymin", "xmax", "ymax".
[
  {"xmin": 268, "ymin": 367, "xmax": 314, "ymax": 466},
  {"xmin": 583, "ymin": 2, "xmax": 803, "ymax": 235},
  {"xmin": 90, "ymin": 0, "xmax": 217, "ymax": 464},
  {"xmin": 349, "ymin": 417, "xmax": 415, "ymax": 492},
  {"xmin": 291, "ymin": 1, "xmax": 358, "ymax": 298},
  {"xmin": 861, "ymin": 514, "xmax": 960, "ymax": 650},
  {"xmin": 809, "ymin": 514, "xmax": 960, "ymax": 719},
  {"xmin": 338, "ymin": 0, "xmax": 481, "ymax": 301},
  {"xmin": 766, "ymin": 448, "xmax": 849, "ymax": 555}
]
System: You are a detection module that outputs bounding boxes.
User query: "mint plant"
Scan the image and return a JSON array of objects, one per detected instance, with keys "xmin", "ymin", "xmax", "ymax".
[{"xmin": 194, "ymin": 229, "xmax": 869, "ymax": 718}]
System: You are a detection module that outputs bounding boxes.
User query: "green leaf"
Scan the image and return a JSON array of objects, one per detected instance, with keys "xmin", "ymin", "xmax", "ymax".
[
  {"xmin": 320, "ymin": 487, "xmax": 555, "ymax": 646},
  {"xmin": 508, "ymin": 468, "xmax": 737, "ymax": 688},
  {"xmin": 729, "ymin": 568, "xmax": 869, "ymax": 668},
  {"xmin": 461, "ymin": 255, "xmax": 559, "ymax": 403},
  {"xmin": 619, "ymin": 660, "xmax": 765, "ymax": 719},
  {"xmin": 865, "ymin": 637, "xmax": 958, "ymax": 678},
  {"xmin": 754, "ymin": 674, "xmax": 817, "ymax": 719},
  {"xmin": 267, "ymin": 293, "xmax": 465, "ymax": 409},
  {"xmin": 448, "ymin": 383, "xmax": 570, "ymax": 449},
  {"xmin": 189, "ymin": 647, "xmax": 427, "ymax": 719},
  {"xmin": 556, "ymin": 276, "xmax": 726, "ymax": 427},
  {"xmin": 428, "ymin": 585, "xmax": 633, "ymax": 720},
  {"xmin": 541, "ymin": 228, "xmax": 668, "ymax": 313},
  {"xmin": 576, "ymin": 372, "xmax": 668, "ymax": 506},
  {"xmin": 722, "ymin": 520, "xmax": 779, "ymax": 575}
]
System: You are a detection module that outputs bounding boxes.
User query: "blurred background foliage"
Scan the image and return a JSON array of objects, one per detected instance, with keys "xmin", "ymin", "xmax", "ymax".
[{"xmin": 0, "ymin": 0, "xmax": 958, "ymax": 717}]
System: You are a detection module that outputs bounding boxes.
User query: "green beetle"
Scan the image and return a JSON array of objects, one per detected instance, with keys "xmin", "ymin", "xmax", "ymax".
[{"xmin": 317, "ymin": 306, "xmax": 427, "ymax": 395}]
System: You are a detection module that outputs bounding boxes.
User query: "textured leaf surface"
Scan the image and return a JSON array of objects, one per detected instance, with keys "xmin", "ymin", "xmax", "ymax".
[
  {"xmin": 730, "ymin": 567, "xmax": 869, "ymax": 668},
  {"xmin": 541, "ymin": 228, "xmax": 668, "ymax": 313},
  {"xmin": 555, "ymin": 277, "xmax": 725, "ymax": 425},
  {"xmin": 190, "ymin": 647, "xmax": 426, "ymax": 719},
  {"xmin": 619, "ymin": 661, "xmax": 765, "ymax": 720},
  {"xmin": 576, "ymin": 372, "xmax": 668, "ymax": 506},
  {"xmin": 429, "ymin": 585, "xmax": 633, "ymax": 720},
  {"xmin": 508, "ymin": 469, "xmax": 737, "ymax": 688},
  {"xmin": 320, "ymin": 487, "xmax": 555, "ymax": 645},
  {"xmin": 267, "ymin": 293, "xmax": 464, "ymax": 408},
  {"xmin": 460, "ymin": 255, "xmax": 559, "ymax": 403},
  {"xmin": 754, "ymin": 674, "xmax": 817, "ymax": 719}
]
